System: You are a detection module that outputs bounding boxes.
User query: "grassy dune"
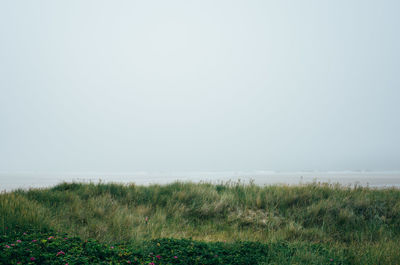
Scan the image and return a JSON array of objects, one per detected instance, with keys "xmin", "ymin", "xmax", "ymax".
[{"xmin": 1, "ymin": 181, "xmax": 400, "ymax": 264}]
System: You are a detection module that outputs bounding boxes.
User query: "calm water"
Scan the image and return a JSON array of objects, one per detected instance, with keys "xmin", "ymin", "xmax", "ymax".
[{"xmin": 1, "ymin": 171, "xmax": 400, "ymax": 192}]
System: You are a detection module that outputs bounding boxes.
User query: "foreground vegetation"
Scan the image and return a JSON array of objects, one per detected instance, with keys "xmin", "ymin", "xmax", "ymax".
[
  {"xmin": 1, "ymin": 230, "xmax": 352, "ymax": 264},
  {"xmin": 1, "ymin": 181, "xmax": 400, "ymax": 264}
]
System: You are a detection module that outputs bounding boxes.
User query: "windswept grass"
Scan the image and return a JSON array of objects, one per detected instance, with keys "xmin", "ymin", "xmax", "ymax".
[{"xmin": 1, "ymin": 181, "xmax": 400, "ymax": 264}]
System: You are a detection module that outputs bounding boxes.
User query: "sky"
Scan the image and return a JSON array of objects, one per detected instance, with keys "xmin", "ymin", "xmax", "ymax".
[{"xmin": 0, "ymin": 0, "xmax": 399, "ymax": 173}]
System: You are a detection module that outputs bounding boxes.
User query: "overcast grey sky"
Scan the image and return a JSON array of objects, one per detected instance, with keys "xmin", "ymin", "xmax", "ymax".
[{"xmin": 1, "ymin": 0, "xmax": 399, "ymax": 173}]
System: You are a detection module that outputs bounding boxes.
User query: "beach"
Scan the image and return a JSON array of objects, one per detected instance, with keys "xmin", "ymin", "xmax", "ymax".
[{"xmin": 1, "ymin": 171, "xmax": 400, "ymax": 192}]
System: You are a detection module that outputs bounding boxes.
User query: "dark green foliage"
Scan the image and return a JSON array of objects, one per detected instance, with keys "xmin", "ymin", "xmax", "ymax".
[{"xmin": 0, "ymin": 230, "xmax": 352, "ymax": 265}]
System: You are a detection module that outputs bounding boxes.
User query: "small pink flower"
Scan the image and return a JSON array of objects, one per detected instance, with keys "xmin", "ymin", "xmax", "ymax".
[
  {"xmin": 23, "ymin": 232, "xmax": 27, "ymax": 235},
  {"xmin": 11, "ymin": 244, "xmax": 15, "ymax": 246},
  {"xmin": 110, "ymin": 246, "xmax": 114, "ymax": 249},
  {"xmin": 156, "ymin": 255, "xmax": 161, "ymax": 259},
  {"xmin": 64, "ymin": 237, "xmax": 68, "ymax": 240},
  {"xmin": 57, "ymin": 251, "xmax": 65, "ymax": 256},
  {"xmin": 330, "ymin": 259, "xmax": 334, "ymax": 262},
  {"xmin": 30, "ymin": 257, "xmax": 36, "ymax": 261},
  {"xmin": 174, "ymin": 256, "xmax": 178, "ymax": 259},
  {"xmin": 65, "ymin": 263, "xmax": 69, "ymax": 265},
  {"xmin": 32, "ymin": 239, "xmax": 37, "ymax": 242},
  {"xmin": 16, "ymin": 240, "xmax": 22, "ymax": 243},
  {"xmin": 149, "ymin": 263, "xmax": 155, "ymax": 265},
  {"xmin": 127, "ymin": 261, "xmax": 131, "ymax": 264},
  {"xmin": 5, "ymin": 245, "xmax": 10, "ymax": 248}
]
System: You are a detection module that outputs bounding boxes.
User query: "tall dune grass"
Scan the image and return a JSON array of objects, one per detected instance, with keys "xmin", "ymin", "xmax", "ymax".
[{"xmin": 1, "ymin": 181, "xmax": 400, "ymax": 263}]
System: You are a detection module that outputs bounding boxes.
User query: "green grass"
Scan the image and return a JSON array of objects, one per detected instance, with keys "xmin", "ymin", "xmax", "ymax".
[{"xmin": 1, "ymin": 181, "xmax": 400, "ymax": 264}]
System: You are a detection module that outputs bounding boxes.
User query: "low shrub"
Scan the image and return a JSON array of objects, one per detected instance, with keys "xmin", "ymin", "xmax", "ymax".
[{"xmin": 0, "ymin": 229, "xmax": 352, "ymax": 265}]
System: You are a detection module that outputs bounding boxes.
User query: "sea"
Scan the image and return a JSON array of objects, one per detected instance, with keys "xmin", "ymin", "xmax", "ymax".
[{"xmin": 1, "ymin": 171, "xmax": 400, "ymax": 192}]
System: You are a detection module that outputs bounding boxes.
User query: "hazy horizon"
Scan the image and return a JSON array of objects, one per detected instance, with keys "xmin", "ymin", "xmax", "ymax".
[{"xmin": 1, "ymin": 0, "xmax": 400, "ymax": 174}]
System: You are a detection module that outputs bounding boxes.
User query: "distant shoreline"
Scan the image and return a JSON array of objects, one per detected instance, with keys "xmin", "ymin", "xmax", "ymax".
[{"xmin": 1, "ymin": 171, "xmax": 400, "ymax": 192}]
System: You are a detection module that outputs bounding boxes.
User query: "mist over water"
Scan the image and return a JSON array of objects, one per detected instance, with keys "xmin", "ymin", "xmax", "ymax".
[{"xmin": 1, "ymin": 1, "xmax": 400, "ymax": 188}]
